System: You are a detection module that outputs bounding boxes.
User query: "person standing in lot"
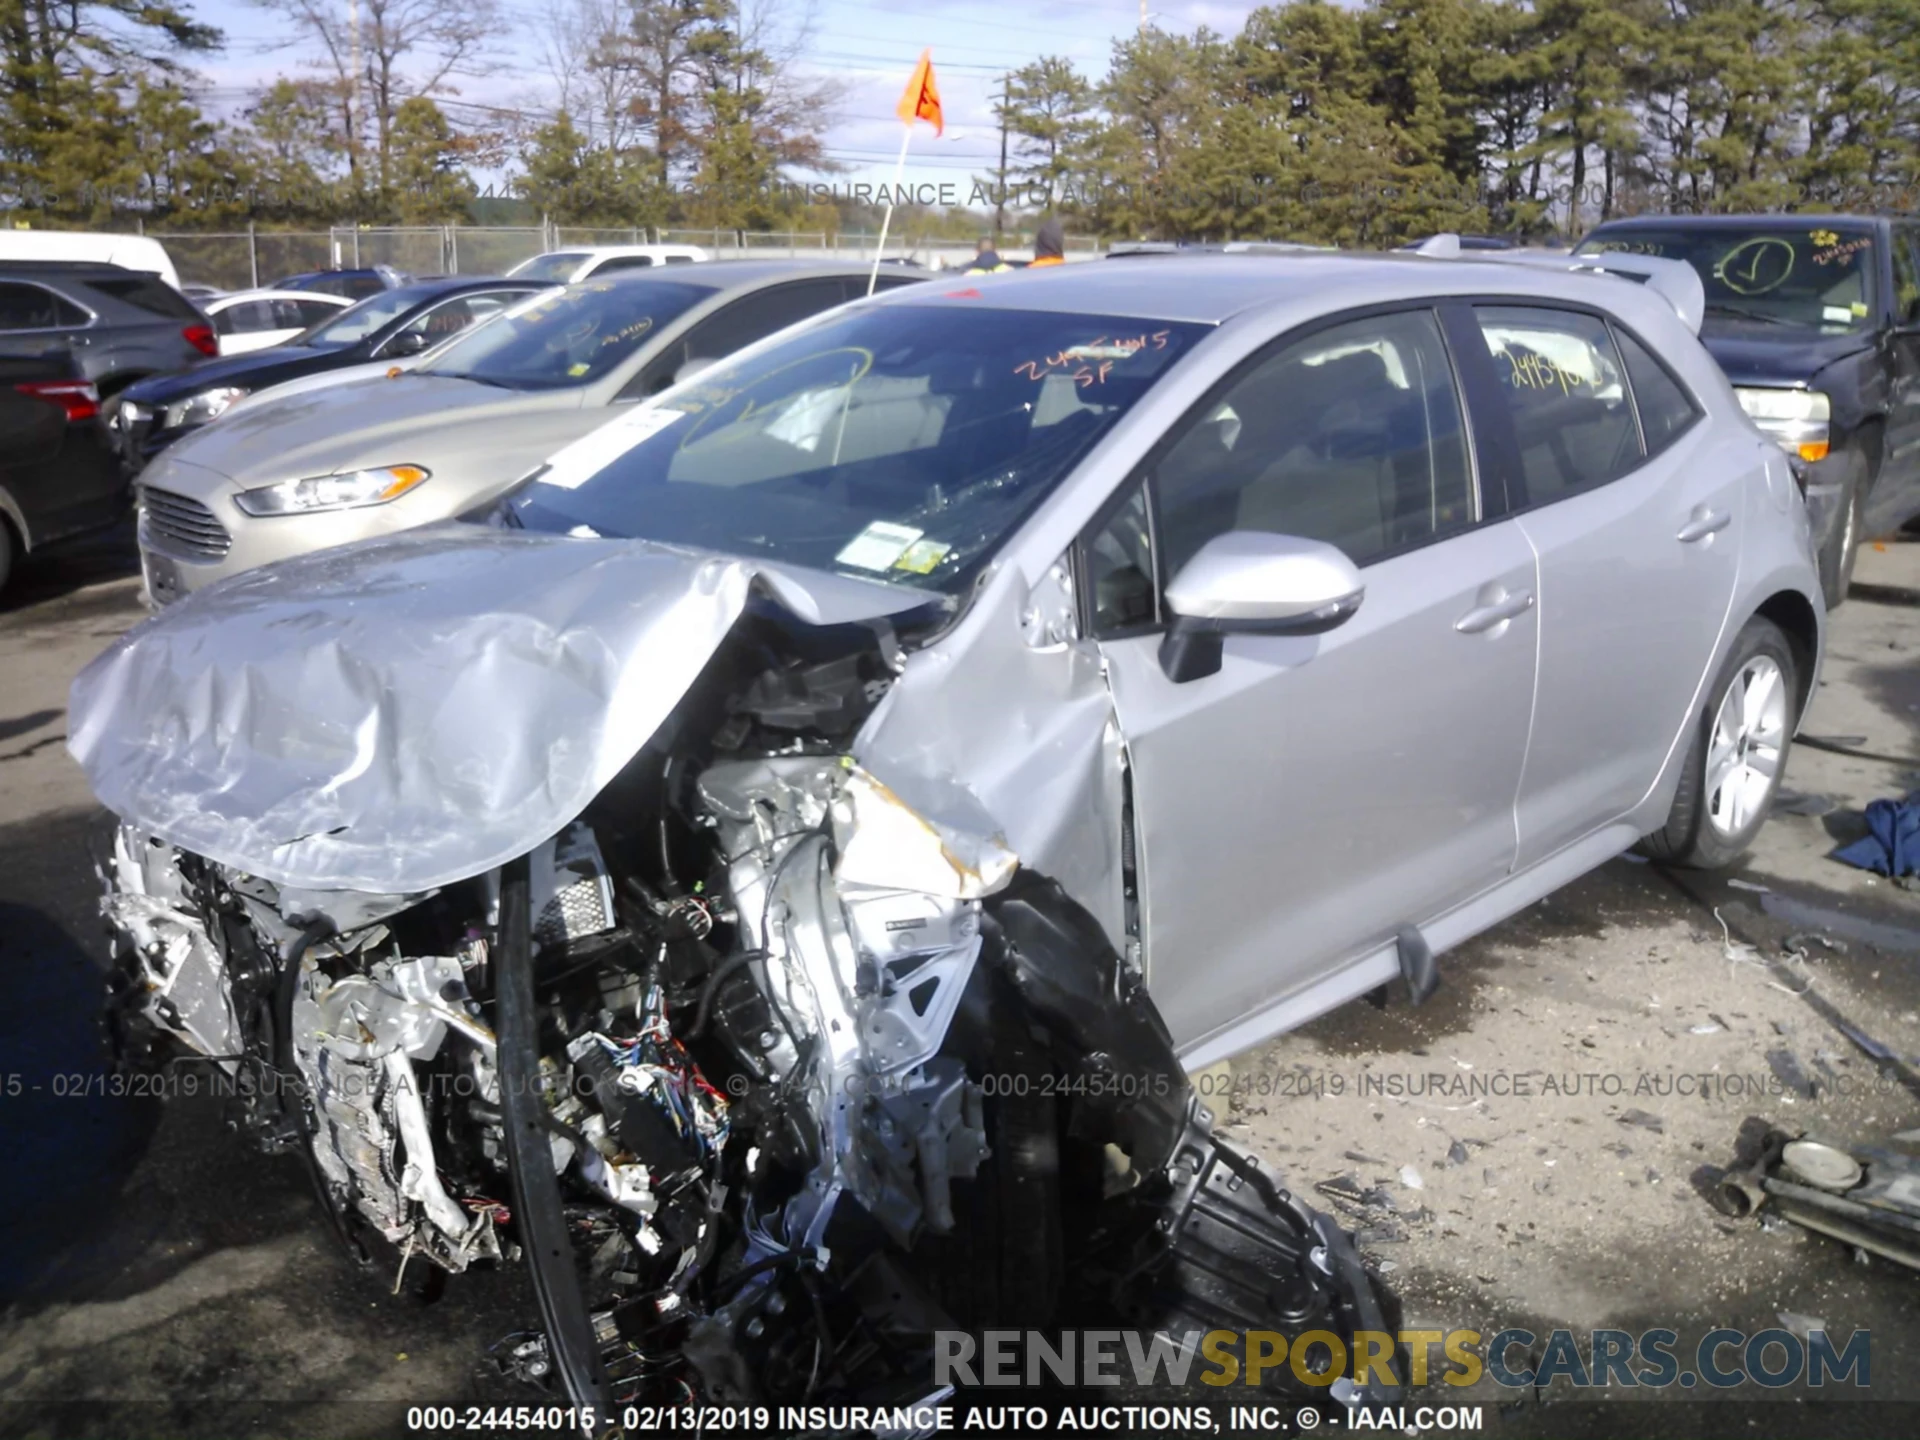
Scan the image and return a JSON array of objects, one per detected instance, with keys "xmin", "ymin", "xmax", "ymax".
[
  {"xmin": 1029, "ymin": 216, "xmax": 1067, "ymax": 267},
  {"xmin": 966, "ymin": 237, "xmax": 1010, "ymax": 273}
]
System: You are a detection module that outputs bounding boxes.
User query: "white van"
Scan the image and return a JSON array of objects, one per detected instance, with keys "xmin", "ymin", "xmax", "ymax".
[{"xmin": 0, "ymin": 232, "xmax": 181, "ymax": 289}]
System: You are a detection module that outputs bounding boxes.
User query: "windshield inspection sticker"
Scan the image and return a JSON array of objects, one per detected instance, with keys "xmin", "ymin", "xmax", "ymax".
[
  {"xmin": 836, "ymin": 520, "xmax": 923, "ymax": 571},
  {"xmin": 893, "ymin": 538, "xmax": 952, "ymax": 574},
  {"xmin": 536, "ymin": 406, "xmax": 687, "ymax": 491}
]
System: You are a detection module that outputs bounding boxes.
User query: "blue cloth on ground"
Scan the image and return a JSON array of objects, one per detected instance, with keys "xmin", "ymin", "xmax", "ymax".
[{"xmin": 1832, "ymin": 791, "xmax": 1920, "ymax": 877}]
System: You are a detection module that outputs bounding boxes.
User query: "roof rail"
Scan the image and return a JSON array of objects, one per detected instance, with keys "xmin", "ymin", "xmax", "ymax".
[{"xmin": 1406, "ymin": 234, "xmax": 1705, "ymax": 334}]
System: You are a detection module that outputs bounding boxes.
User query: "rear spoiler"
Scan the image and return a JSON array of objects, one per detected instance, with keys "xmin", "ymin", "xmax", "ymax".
[{"xmin": 1404, "ymin": 234, "xmax": 1705, "ymax": 335}]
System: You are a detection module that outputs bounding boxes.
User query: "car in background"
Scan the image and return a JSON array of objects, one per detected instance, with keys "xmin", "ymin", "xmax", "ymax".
[
  {"xmin": 0, "ymin": 349, "xmax": 126, "ymax": 594},
  {"xmin": 111, "ymin": 276, "xmax": 553, "ymax": 469},
  {"xmin": 271, "ymin": 265, "xmax": 411, "ymax": 300},
  {"xmin": 202, "ymin": 288, "xmax": 354, "ymax": 355},
  {"xmin": 134, "ymin": 260, "xmax": 927, "ymax": 602},
  {"xmin": 0, "ymin": 262, "xmax": 215, "ymax": 396},
  {"xmin": 1576, "ymin": 213, "xmax": 1920, "ymax": 605},
  {"xmin": 506, "ymin": 244, "xmax": 709, "ymax": 283},
  {"xmin": 0, "ymin": 232, "xmax": 182, "ymax": 289}
]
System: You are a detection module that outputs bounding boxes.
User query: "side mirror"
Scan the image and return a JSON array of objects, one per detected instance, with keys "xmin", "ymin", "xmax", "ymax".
[
  {"xmin": 1157, "ymin": 531, "xmax": 1364, "ymax": 683},
  {"xmin": 382, "ymin": 329, "xmax": 431, "ymax": 357}
]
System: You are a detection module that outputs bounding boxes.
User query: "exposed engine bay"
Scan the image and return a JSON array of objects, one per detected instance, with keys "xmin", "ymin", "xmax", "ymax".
[{"xmin": 96, "ymin": 606, "xmax": 1395, "ymax": 1418}]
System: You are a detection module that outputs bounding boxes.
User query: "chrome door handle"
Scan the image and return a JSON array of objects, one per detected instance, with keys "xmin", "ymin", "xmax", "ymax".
[
  {"xmin": 1677, "ymin": 507, "xmax": 1731, "ymax": 543},
  {"xmin": 1455, "ymin": 588, "xmax": 1535, "ymax": 633}
]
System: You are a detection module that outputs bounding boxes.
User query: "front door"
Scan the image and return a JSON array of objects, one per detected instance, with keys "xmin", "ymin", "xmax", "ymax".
[{"xmin": 1088, "ymin": 306, "xmax": 1538, "ymax": 1053}]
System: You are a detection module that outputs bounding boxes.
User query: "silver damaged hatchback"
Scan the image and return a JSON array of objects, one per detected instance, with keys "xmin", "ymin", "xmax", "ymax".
[{"xmin": 68, "ymin": 254, "xmax": 1823, "ymax": 1412}]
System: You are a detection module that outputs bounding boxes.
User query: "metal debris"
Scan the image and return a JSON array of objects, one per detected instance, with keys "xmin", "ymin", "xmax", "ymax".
[
  {"xmin": 1767, "ymin": 1049, "xmax": 1816, "ymax": 1100},
  {"xmin": 1617, "ymin": 1109, "xmax": 1665, "ymax": 1133},
  {"xmin": 1774, "ymin": 790, "xmax": 1838, "ymax": 817}
]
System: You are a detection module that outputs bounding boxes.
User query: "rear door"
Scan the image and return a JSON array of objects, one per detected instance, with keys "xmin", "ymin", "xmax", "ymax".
[
  {"xmin": 1090, "ymin": 306, "xmax": 1539, "ymax": 1051},
  {"xmin": 1462, "ymin": 304, "xmax": 1740, "ymax": 869}
]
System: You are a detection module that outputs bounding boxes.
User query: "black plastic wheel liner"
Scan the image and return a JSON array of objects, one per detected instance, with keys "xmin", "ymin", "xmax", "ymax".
[{"xmin": 497, "ymin": 853, "xmax": 614, "ymax": 1412}]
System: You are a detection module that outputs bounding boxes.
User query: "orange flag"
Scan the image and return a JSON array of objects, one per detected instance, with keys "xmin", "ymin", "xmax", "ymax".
[{"xmin": 895, "ymin": 49, "xmax": 943, "ymax": 136}]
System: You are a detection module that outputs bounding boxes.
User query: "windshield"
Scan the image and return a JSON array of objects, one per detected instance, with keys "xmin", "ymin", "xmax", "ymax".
[
  {"xmin": 514, "ymin": 303, "xmax": 1208, "ymax": 594},
  {"xmin": 512, "ymin": 252, "xmax": 590, "ymax": 282},
  {"xmin": 1575, "ymin": 223, "xmax": 1879, "ymax": 332},
  {"xmin": 420, "ymin": 279, "xmax": 716, "ymax": 390},
  {"xmin": 293, "ymin": 288, "xmax": 425, "ymax": 348}
]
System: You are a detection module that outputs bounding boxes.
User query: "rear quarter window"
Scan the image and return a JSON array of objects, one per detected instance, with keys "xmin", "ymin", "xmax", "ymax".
[
  {"xmin": 1613, "ymin": 327, "xmax": 1701, "ymax": 457},
  {"xmin": 87, "ymin": 274, "xmax": 202, "ymax": 320}
]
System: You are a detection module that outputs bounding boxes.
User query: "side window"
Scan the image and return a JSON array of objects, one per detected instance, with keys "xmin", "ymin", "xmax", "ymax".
[
  {"xmin": 1894, "ymin": 228, "xmax": 1920, "ymax": 326},
  {"xmin": 1473, "ymin": 306, "xmax": 1641, "ymax": 505},
  {"xmin": 687, "ymin": 281, "xmax": 850, "ymax": 360},
  {"xmin": 1154, "ymin": 308, "xmax": 1473, "ymax": 577},
  {"xmin": 631, "ymin": 280, "xmax": 851, "ymax": 395},
  {"xmin": 1084, "ymin": 481, "xmax": 1158, "ymax": 635},
  {"xmin": 1613, "ymin": 326, "xmax": 1700, "ymax": 457},
  {"xmin": 595, "ymin": 255, "xmax": 655, "ymax": 273},
  {"xmin": 88, "ymin": 274, "xmax": 198, "ymax": 319},
  {"xmin": 215, "ymin": 300, "xmax": 273, "ymax": 335},
  {"xmin": 384, "ymin": 291, "xmax": 515, "ymax": 353},
  {"xmin": 0, "ymin": 282, "xmax": 63, "ymax": 330},
  {"xmin": 294, "ymin": 298, "xmax": 345, "ymax": 327}
]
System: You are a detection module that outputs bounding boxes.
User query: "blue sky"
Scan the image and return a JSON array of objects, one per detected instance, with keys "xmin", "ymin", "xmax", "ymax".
[{"xmin": 183, "ymin": 0, "xmax": 1269, "ymax": 200}]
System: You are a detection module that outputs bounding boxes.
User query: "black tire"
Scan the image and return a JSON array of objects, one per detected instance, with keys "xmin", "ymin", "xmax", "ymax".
[
  {"xmin": 0, "ymin": 516, "xmax": 13, "ymax": 596},
  {"xmin": 916, "ymin": 972, "xmax": 1064, "ymax": 1329},
  {"xmin": 1817, "ymin": 456, "xmax": 1866, "ymax": 609},
  {"xmin": 1641, "ymin": 616, "xmax": 1798, "ymax": 869}
]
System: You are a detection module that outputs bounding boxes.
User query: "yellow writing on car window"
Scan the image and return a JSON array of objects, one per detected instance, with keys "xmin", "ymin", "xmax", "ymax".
[
  {"xmin": 1498, "ymin": 350, "xmax": 1593, "ymax": 395},
  {"xmin": 1014, "ymin": 330, "xmax": 1169, "ymax": 382}
]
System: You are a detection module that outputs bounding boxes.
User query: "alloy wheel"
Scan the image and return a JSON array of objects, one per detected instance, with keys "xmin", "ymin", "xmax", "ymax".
[{"xmin": 1704, "ymin": 655, "xmax": 1788, "ymax": 839}]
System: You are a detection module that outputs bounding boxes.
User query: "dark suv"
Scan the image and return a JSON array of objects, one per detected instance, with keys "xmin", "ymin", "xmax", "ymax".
[
  {"xmin": 0, "ymin": 262, "xmax": 216, "ymax": 398},
  {"xmin": 1575, "ymin": 214, "xmax": 1920, "ymax": 605}
]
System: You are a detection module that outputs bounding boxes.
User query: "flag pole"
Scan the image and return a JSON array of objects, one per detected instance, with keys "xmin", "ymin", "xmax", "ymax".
[{"xmin": 869, "ymin": 123, "xmax": 913, "ymax": 297}]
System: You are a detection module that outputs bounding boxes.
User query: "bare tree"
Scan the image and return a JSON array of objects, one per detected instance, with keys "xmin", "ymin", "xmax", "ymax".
[
  {"xmin": 251, "ymin": 0, "xmax": 500, "ymax": 192},
  {"xmin": 539, "ymin": 0, "xmax": 641, "ymax": 152}
]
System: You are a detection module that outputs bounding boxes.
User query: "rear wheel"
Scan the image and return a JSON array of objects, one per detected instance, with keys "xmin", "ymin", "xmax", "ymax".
[
  {"xmin": 0, "ymin": 517, "xmax": 14, "ymax": 596},
  {"xmin": 1641, "ymin": 616, "xmax": 1797, "ymax": 869}
]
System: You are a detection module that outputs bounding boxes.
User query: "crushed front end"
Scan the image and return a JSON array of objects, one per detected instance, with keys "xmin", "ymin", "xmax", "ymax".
[{"xmin": 84, "ymin": 538, "xmax": 1396, "ymax": 1418}]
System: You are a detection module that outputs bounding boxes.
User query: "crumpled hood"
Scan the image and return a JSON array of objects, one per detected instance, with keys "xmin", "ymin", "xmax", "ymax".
[
  {"xmin": 167, "ymin": 375, "xmax": 586, "ymax": 486},
  {"xmin": 68, "ymin": 527, "xmax": 934, "ymax": 893}
]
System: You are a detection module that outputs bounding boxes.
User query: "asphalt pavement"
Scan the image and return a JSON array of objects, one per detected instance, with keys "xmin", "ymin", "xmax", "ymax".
[{"xmin": 2, "ymin": 523, "xmax": 1917, "ymax": 1436}]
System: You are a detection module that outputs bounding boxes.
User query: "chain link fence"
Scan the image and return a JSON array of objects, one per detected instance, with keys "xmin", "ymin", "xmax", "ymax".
[{"xmin": 148, "ymin": 224, "xmax": 1104, "ymax": 290}]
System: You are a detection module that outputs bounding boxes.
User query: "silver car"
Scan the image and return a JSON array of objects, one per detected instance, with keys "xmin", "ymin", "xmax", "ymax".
[
  {"xmin": 134, "ymin": 260, "xmax": 929, "ymax": 603},
  {"xmin": 70, "ymin": 253, "xmax": 1822, "ymax": 1408}
]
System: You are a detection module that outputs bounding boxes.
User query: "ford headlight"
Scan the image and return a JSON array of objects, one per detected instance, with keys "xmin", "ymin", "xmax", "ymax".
[
  {"xmin": 1734, "ymin": 387, "xmax": 1830, "ymax": 463},
  {"xmin": 161, "ymin": 386, "xmax": 249, "ymax": 430},
  {"xmin": 233, "ymin": 464, "xmax": 431, "ymax": 517}
]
